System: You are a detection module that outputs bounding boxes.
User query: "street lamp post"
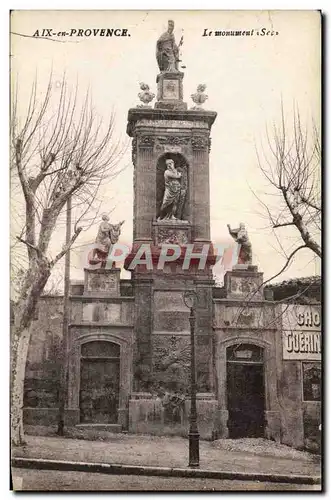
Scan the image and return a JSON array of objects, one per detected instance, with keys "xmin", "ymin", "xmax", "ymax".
[{"xmin": 183, "ymin": 290, "xmax": 200, "ymax": 468}]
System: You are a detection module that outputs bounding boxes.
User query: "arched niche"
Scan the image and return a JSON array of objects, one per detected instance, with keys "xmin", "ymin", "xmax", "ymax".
[{"xmin": 156, "ymin": 153, "xmax": 190, "ymax": 221}]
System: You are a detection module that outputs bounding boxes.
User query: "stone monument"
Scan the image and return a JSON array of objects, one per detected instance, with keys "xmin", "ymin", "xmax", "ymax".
[{"xmin": 124, "ymin": 20, "xmax": 218, "ymax": 438}]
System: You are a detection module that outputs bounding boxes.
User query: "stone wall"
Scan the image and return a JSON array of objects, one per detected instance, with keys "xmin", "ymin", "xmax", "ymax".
[
  {"xmin": 129, "ymin": 393, "xmax": 218, "ymax": 439},
  {"xmin": 24, "ymin": 290, "xmax": 135, "ymax": 428},
  {"xmin": 24, "ymin": 296, "xmax": 64, "ymax": 421}
]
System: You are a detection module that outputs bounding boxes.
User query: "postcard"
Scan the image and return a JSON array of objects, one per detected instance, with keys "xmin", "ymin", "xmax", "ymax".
[{"xmin": 10, "ymin": 10, "xmax": 321, "ymax": 492}]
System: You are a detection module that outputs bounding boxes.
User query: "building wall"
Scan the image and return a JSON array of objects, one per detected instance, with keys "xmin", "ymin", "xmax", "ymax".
[
  {"xmin": 23, "ymin": 279, "xmax": 321, "ymax": 450},
  {"xmin": 213, "ymin": 299, "xmax": 321, "ymax": 450},
  {"xmin": 23, "ymin": 285, "xmax": 135, "ymax": 427},
  {"xmin": 67, "ymin": 294, "xmax": 134, "ymax": 427},
  {"xmin": 280, "ymin": 304, "xmax": 321, "ymax": 450},
  {"xmin": 213, "ymin": 298, "xmax": 282, "ymax": 442}
]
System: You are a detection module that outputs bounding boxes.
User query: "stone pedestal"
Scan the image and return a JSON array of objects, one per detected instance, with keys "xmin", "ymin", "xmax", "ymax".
[
  {"xmin": 224, "ymin": 266, "xmax": 264, "ymax": 300},
  {"xmin": 153, "ymin": 219, "xmax": 191, "ymax": 245},
  {"xmin": 155, "ymin": 72, "xmax": 187, "ymax": 110},
  {"xmin": 83, "ymin": 268, "xmax": 121, "ymax": 297}
]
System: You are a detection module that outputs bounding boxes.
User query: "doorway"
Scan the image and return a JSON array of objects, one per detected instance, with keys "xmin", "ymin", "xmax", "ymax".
[
  {"xmin": 226, "ymin": 344, "xmax": 265, "ymax": 438},
  {"xmin": 79, "ymin": 341, "xmax": 120, "ymax": 424}
]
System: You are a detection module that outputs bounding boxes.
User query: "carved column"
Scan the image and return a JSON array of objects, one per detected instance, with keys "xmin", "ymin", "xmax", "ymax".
[
  {"xmin": 134, "ymin": 134, "xmax": 156, "ymax": 241},
  {"xmin": 191, "ymin": 134, "xmax": 211, "ymax": 241}
]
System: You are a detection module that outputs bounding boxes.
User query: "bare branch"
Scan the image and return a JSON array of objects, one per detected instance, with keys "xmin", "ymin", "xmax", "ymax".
[
  {"xmin": 15, "ymin": 236, "xmax": 43, "ymax": 258},
  {"xmin": 51, "ymin": 226, "xmax": 83, "ymax": 266},
  {"xmin": 273, "ymin": 221, "xmax": 295, "ymax": 229},
  {"xmin": 254, "ymin": 102, "xmax": 321, "ymax": 271}
]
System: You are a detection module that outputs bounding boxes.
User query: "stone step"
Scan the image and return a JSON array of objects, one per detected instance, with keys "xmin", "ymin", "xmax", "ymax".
[{"xmin": 75, "ymin": 424, "xmax": 122, "ymax": 433}]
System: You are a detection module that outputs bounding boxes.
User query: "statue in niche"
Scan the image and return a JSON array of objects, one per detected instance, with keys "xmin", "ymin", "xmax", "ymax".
[
  {"xmin": 158, "ymin": 159, "xmax": 187, "ymax": 221},
  {"xmin": 176, "ymin": 164, "xmax": 188, "ymax": 220},
  {"xmin": 227, "ymin": 222, "xmax": 252, "ymax": 265},
  {"xmin": 89, "ymin": 215, "xmax": 124, "ymax": 268},
  {"xmin": 156, "ymin": 20, "xmax": 183, "ymax": 73}
]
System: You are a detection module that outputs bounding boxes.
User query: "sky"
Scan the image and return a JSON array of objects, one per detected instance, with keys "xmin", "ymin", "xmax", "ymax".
[{"xmin": 10, "ymin": 10, "xmax": 321, "ymax": 285}]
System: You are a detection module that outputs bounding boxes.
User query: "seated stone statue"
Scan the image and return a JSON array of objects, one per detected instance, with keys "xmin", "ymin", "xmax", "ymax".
[
  {"xmin": 89, "ymin": 215, "xmax": 124, "ymax": 268},
  {"xmin": 227, "ymin": 222, "xmax": 252, "ymax": 265}
]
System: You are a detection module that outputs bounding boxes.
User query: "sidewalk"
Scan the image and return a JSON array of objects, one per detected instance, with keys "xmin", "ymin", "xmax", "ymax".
[{"xmin": 12, "ymin": 430, "xmax": 321, "ymax": 480}]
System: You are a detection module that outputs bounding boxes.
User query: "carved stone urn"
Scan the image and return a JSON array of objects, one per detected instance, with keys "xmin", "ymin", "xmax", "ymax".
[
  {"xmin": 137, "ymin": 82, "xmax": 155, "ymax": 108},
  {"xmin": 190, "ymin": 84, "xmax": 208, "ymax": 110}
]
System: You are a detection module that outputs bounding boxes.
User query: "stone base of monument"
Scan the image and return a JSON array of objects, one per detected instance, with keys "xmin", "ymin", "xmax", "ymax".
[
  {"xmin": 155, "ymin": 71, "xmax": 187, "ymax": 111},
  {"xmin": 83, "ymin": 268, "xmax": 121, "ymax": 297},
  {"xmin": 224, "ymin": 267, "xmax": 264, "ymax": 300},
  {"xmin": 128, "ymin": 393, "xmax": 218, "ymax": 439},
  {"xmin": 153, "ymin": 219, "xmax": 191, "ymax": 245}
]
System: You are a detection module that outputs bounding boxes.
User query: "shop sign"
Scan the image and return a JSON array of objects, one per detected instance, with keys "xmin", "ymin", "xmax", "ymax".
[{"xmin": 282, "ymin": 305, "xmax": 321, "ymax": 360}]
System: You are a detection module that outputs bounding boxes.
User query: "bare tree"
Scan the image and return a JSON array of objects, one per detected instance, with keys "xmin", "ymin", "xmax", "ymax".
[
  {"xmin": 255, "ymin": 103, "xmax": 321, "ymax": 281},
  {"xmin": 222, "ymin": 104, "xmax": 322, "ymax": 346},
  {"xmin": 10, "ymin": 75, "xmax": 125, "ymax": 446}
]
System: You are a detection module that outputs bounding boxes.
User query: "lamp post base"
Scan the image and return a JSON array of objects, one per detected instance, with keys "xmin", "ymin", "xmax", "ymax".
[{"xmin": 188, "ymin": 431, "xmax": 200, "ymax": 468}]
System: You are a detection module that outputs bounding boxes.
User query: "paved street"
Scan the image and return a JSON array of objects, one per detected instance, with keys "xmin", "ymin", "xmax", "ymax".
[
  {"xmin": 14, "ymin": 431, "xmax": 321, "ymax": 478},
  {"xmin": 12, "ymin": 431, "xmax": 321, "ymax": 492},
  {"xmin": 12, "ymin": 469, "xmax": 321, "ymax": 491}
]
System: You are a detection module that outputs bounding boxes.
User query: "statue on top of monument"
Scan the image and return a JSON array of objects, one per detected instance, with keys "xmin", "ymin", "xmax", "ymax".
[
  {"xmin": 227, "ymin": 222, "xmax": 252, "ymax": 266},
  {"xmin": 156, "ymin": 20, "xmax": 183, "ymax": 73},
  {"xmin": 137, "ymin": 82, "xmax": 155, "ymax": 107},
  {"xmin": 158, "ymin": 158, "xmax": 186, "ymax": 221},
  {"xmin": 89, "ymin": 215, "xmax": 125, "ymax": 268},
  {"xmin": 191, "ymin": 84, "xmax": 208, "ymax": 110}
]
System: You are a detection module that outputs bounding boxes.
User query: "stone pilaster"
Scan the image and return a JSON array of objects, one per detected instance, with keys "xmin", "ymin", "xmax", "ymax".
[
  {"xmin": 191, "ymin": 134, "xmax": 211, "ymax": 242},
  {"xmin": 134, "ymin": 135, "xmax": 156, "ymax": 241},
  {"xmin": 195, "ymin": 278, "xmax": 215, "ymax": 393},
  {"xmin": 133, "ymin": 278, "xmax": 153, "ymax": 392}
]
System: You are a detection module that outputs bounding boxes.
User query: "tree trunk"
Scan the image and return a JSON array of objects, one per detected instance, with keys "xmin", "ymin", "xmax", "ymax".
[
  {"xmin": 11, "ymin": 327, "xmax": 31, "ymax": 446},
  {"xmin": 11, "ymin": 258, "xmax": 51, "ymax": 446}
]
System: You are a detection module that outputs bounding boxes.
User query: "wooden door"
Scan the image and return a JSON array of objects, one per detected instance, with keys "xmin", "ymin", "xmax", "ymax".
[{"xmin": 79, "ymin": 341, "xmax": 120, "ymax": 424}]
